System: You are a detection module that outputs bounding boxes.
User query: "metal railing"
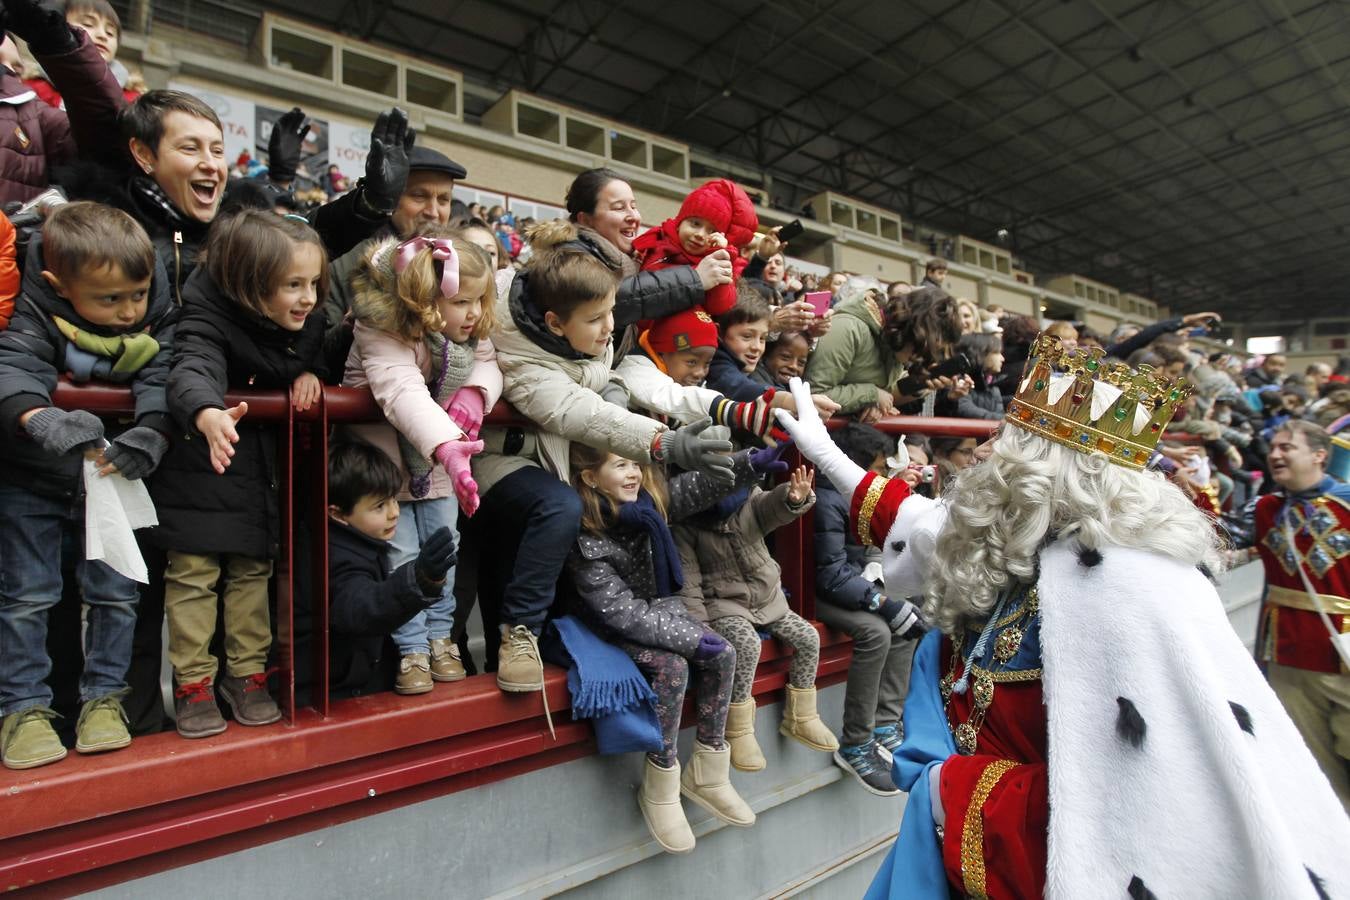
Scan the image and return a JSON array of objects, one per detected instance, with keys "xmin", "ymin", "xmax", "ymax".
[{"xmin": 1, "ymin": 381, "xmax": 996, "ymax": 893}]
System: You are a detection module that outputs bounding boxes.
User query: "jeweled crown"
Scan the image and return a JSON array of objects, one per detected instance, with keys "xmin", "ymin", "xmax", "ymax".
[{"xmin": 1004, "ymin": 332, "xmax": 1192, "ymax": 469}]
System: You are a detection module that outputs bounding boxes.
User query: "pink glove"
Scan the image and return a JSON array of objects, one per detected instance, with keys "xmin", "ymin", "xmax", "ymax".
[
  {"xmin": 445, "ymin": 387, "xmax": 486, "ymax": 440},
  {"xmin": 433, "ymin": 439, "xmax": 485, "ymax": 516}
]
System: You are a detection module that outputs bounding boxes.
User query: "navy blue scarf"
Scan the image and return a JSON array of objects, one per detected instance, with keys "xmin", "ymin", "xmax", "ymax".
[{"xmin": 617, "ymin": 491, "xmax": 683, "ymax": 595}]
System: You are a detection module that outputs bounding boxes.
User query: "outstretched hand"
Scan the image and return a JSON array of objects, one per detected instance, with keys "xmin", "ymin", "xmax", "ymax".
[
  {"xmin": 267, "ymin": 107, "xmax": 310, "ymax": 184},
  {"xmin": 773, "ymin": 377, "xmax": 865, "ymax": 496},
  {"xmin": 195, "ymin": 402, "xmax": 248, "ymax": 474},
  {"xmin": 363, "ymin": 108, "xmax": 416, "ymax": 214}
]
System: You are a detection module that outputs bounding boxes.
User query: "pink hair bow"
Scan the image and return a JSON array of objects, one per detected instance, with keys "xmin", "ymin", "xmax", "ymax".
[{"xmin": 394, "ymin": 236, "xmax": 460, "ymax": 299}]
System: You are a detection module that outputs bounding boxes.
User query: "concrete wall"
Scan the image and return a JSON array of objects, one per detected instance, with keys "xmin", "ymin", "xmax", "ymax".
[{"xmin": 85, "ymin": 686, "xmax": 903, "ymax": 900}]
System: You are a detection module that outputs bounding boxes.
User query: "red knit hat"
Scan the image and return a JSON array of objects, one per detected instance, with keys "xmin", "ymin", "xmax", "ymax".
[
  {"xmin": 645, "ymin": 307, "xmax": 719, "ymax": 354},
  {"xmin": 678, "ymin": 179, "xmax": 759, "ymax": 248}
]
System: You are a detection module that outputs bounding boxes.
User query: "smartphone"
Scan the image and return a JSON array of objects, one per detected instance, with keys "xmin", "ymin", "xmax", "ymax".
[
  {"xmin": 803, "ymin": 290, "xmax": 832, "ymax": 317},
  {"xmin": 776, "ymin": 219, "xmax": 804, "ymax": 243}
]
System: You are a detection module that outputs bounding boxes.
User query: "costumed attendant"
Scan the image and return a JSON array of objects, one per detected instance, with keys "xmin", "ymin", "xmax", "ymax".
[
  {"xmin": 1247, "ymin": 419, "xmax": 1350, "ymax": 810},
  {"xmin": 773, "ymin": 335, "xmax": 1350, "ymax": 899}
]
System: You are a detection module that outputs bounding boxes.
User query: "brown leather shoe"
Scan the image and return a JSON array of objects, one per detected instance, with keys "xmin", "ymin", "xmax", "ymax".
[
  {"xmin": 174, "ymin": 677, "xmax": 227, "ymax": 739},
  {"xmin": 218, "ymin": 673, "xmax": 282, "ymax": 726}
]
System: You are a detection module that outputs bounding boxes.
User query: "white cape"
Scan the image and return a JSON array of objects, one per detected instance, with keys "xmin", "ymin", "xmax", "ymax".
[{"xmin": 1037, "ymin": 540, "xmax": 1350, "ymax": 899}]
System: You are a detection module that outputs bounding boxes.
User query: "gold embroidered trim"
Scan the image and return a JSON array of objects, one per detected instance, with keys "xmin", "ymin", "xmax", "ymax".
[
  {"xmin": 960, "ymin": 759, "xmax": 1020, "ymax": 900},
  {"xmin": 968, "ymin": 664, "xmax": 1043, "ymax": 683},
  {"xmin": 856, "ymin": 476, "xmax": 889, "ymax": 547}
]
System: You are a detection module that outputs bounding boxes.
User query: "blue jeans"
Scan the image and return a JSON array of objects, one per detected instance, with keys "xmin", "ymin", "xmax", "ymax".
[
  {"xmin": 388, "ymin": 496, "xmax": 457, "ymax": 656},
  {"xmin": 0, "ymin": 484, "xmax": 139, "ymax": 715}
]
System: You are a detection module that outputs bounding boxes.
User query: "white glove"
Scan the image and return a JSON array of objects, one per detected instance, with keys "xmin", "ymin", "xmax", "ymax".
[{"xmin": 773, "ymin": 377, "xmax": 865, "ymax": 497}]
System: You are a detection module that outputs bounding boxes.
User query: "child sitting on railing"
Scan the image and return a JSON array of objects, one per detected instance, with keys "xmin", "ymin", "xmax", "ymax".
[
  {"xmin": 674, "ymin": 458, "xmax": 838, "ymax": 773},
  {"xmin": 149, "ymin": 210, "xmax": 326, "ymax": 740},
  {"xmin": 0, "ymin": 201, "xmax": 174, "ymax": 768},
  {"xmin": 341, "ymin": 228, "xmax": 499, "ymax": 695},
  {"xmin": 566, "ymin": 442, "xmax": 781, "ymax": 854},
  {"xmin": 469, "ymin": 221, "xmax": 733, "ymax": 697}
]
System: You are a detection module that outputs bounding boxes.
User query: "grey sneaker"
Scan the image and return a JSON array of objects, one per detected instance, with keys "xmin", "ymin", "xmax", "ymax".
[{"xmin": 833, "ymin": 740, "xmax": 899, "ymax": 796}]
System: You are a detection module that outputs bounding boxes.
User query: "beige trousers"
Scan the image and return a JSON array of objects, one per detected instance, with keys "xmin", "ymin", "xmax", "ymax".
[
  {"xmin": 164, "ymin": 551, "xmax": 273, "ymax": 684},
  {"xmin": 1269, "ymin": 662, "xmax": 1350, "ymax": 812}
]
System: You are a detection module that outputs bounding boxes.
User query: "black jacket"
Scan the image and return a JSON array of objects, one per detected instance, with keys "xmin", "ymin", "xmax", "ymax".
[
  {"xmin": 0, "ymin": 237, "xmax": 175, "ymax": 500},
  {"xmin": 813, "ymin": 481, "xmax": 879, "ymax": 612},
  {"xmin": 320, "ymin": 520, "xmax": 439, "ymax": 699},
  {"xmin": 145, "ymin": 266, "xmax": 323, "ymax": 558}
]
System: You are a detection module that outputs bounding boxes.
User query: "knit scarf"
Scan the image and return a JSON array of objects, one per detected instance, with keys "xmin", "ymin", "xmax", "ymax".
[
  {"xmin": 402, "ymin": 333, "xmax": 476, "ymax": 499},
  {"xmin": 128, "ymin": 175, "xmax": 189, "ymax": 229},
  {"xmin": 617, "ymin": 491, "xmax": 683, "ymax": 596},
  {"xmin": 52, "ymin": 315, "xmax": 159, "ymax": 383}
]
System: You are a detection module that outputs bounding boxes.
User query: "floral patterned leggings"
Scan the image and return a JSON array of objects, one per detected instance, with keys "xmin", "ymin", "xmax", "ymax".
[
  {"xmin": 712, "ymin": 611, "xmax": 820, "ymax": 703},
  {"xmin": 620, "ymin": 632, "xmax": 736, "ymax": 768}
]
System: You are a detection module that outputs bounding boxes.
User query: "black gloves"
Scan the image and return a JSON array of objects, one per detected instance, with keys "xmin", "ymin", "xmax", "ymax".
[
  {"xmin": 102, "ymin": 426, "xmax": 170, "ymax": 480},
  {"xmin": 266, "ymin": 107, "xmax": 310, "ymax": 185},
  {"xmin": 655, "ymin": 418, "xmax": 734, "ymax": 485},
  {"xmin": 24, "ymin": 408, "xmax": 103, "ymax": 456},
  {"xmin": 876, "ymin": 596, "xmax": 928, "ymax": 640},
  {"xmin": 414, "ymin": 526, "xmax": 457, "ymax": 592},
  {"xmin": 360, "ymin": 108, "xmax": 415, "ymax": 215},
  {"xmin": 4, "ymin": 0, "xmax": 76, "ymax": 55}
]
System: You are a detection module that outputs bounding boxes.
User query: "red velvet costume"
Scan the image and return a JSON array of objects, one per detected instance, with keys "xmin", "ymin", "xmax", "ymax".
[{"xmin": 1254, "ymin": 488, "xmax": 1350, "ymax": 674}]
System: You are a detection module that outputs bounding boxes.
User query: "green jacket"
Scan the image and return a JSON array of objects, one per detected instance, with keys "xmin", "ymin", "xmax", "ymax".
[{"xmin": 803, "ymin": 294, "xmax": 903, "ymax": 414}]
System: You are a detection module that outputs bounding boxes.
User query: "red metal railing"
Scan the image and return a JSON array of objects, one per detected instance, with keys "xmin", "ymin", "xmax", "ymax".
[{"xmin": 0, "ymin": 382, "xmax": 994, "ymax": 894}]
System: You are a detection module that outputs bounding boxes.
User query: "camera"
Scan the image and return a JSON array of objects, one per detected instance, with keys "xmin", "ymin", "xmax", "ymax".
[
  {"xmin": 913, "ymin": 464, "xmax": 936, "ymax": 484},
  {"xmin": 896, "ymin": 352, "xmax": 982, "ymax": 397}
]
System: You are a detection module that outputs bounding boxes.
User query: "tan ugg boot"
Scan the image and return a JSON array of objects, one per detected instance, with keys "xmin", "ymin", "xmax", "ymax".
[
  {"xmin": 726, "ymin": 699, "xmax": 766, "ymax": 772},
  {"xmin": 680, "ymin": 741, "xmax": 756, "ymax": 827},
  {"xmin": 778, "ymin": 685, "xmax": 840, "ymax": 752},
  {"xmin": 639, "ymin": 758, "xmax": 695, "ymax": 854}
]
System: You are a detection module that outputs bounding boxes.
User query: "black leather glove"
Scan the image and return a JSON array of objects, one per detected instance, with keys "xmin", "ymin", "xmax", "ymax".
[
  {"xmin": 414, "ymin": 526, "xmax": 457, "ymax": 591},
  {"xmin": 876, "ymin": 595, "xmax": 928, "ymax": 639},
  {"xmin": 360, "ymin": 108, "xmax": 415, "ymax": 215},
  {"xmin": 5, "ymin": 0, "xmax": 75, "ymax": 54},
  {"xmin": 102, "ymin": 426, "xmax": 170, "ymax": 480},
  {"xmin": 655, "ymin": 417, "xmax": 734, "ymax": 485},
  {"xmin": 266, "ymin": 107, "xmax": 309, "ymax": 185},
  {"xmin": 24, "ymin": 408, "xmax": 104, "ymax": 456}
]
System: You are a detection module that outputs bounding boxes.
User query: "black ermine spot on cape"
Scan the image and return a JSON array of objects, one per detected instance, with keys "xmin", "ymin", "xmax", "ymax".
[
  {"xmin": 1307, "ymin": 867, "xmax": 1330, "ymax": 900},
  {"xmin": 1116, "ymin": 697, "xmax": 1146, "ymax": 748},
  {"xmin": 1197, "ymin": 562, "xmax": 1217, "ymax": 583},
  {"xmin": 1127, "ymin": 875, "xmax": 1157, "ymax": 900},
  {"xmin": 1229, "ymin": 702, "xmax": 1254, "ymax": 735},
  {"xmin": 1077, "ymin": 546, "xmax": 1102, "ymax": 568},
  {"xmin": 891, "ymin": 540, "xmax": 906, "ymax": 553}
]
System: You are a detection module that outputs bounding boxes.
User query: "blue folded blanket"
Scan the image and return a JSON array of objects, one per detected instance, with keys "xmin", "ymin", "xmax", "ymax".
[{"xmin": 547, "ymin": 616, "xmax": 663, "ymax": 755}]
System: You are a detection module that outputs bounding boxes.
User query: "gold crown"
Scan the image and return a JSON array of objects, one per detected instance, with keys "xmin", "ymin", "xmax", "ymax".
[{"xmin": 1004, "ymin": 332, "xmax": 1193, "ymax": 469}]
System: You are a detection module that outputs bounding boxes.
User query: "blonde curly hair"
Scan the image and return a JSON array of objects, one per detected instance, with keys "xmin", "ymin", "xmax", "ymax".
[
  {"xmin": 926, "ymin": 426, "xmax": 1226, "ymax": 633},
  {"xmin": 351, "ymin": 224, "xmax": 497, "ymax": 342}
]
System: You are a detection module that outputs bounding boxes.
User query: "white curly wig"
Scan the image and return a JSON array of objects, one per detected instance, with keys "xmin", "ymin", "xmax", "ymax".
[{"xmin": 926, "ymin": 426, "xmax": 1227, "ymax": 633}]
